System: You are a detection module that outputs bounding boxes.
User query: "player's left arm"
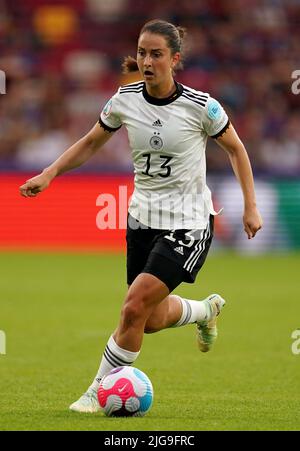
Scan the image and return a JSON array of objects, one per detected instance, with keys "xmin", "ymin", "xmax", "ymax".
[{"xmin": 214, "ymin": 123, "xmax": 263, "ymax": 239}]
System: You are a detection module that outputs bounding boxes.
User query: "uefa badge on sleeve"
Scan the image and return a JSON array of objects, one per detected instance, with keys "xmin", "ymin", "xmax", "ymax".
[
  {"xmin": 207, "ymin": 99, "xmax": 222, "ymax": 121},
  {"xmin": 103, "ymin": 99, "xmax": 113, "ymax": 117}
]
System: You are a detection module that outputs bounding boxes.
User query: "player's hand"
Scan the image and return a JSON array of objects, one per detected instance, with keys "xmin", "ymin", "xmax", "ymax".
[
  {"xmin": 243, "ymin": 207, "xmax": 263, "ymax": 239},
  {"xmin": 19, "ymin": 171, "xmax": 53, "ymax": 198}
]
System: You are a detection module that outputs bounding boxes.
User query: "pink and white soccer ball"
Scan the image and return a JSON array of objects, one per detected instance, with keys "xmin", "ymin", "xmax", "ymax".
[{"xmin": 98, "ymin": 366, "xmax": 154, "ymax": 417}]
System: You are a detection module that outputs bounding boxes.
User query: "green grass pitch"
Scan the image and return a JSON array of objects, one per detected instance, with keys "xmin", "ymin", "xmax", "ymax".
[{"xmin": 0, "ymin": 251, "xmax": 300, "ymax": 431}]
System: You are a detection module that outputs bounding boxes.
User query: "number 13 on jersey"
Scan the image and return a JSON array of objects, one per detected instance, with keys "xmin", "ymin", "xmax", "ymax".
[{"xmin": 142, "ymin": 153, "xmax": 173, "ymax": 178}]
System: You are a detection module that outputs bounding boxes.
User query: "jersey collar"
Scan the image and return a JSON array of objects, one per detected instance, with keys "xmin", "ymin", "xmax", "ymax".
[{"xmin": 142, "ymin": 81, "xmax": 183, "ymax": 106}]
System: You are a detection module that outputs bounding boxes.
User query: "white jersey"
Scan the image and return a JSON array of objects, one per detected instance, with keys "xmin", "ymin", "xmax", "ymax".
[{"xmin": 100, "ymin": 81, "xmax": 229, "ymax": 229}]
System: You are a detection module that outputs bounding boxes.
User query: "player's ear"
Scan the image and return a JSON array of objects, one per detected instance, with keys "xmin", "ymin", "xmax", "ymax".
[{"xmin": 171, "ymin": 52, "xmax": 180, "ymax": 70}]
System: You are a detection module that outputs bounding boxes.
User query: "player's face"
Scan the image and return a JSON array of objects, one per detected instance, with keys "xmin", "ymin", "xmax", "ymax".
[{"xmin": 137, "ymin": 32, "xmax": 180, "ymax": 88}]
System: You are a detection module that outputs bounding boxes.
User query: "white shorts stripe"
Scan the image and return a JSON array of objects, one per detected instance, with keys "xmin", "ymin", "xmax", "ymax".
[
  {"xmin": 187, "ymin": 228, "xmax": 209, "ymax": 273},
  {"xmin": 183, "ymin": 229, "xmax": 205, "ymax": 272},
  {"xmin": 184, "ymin": 225, "xmax": 210, "ymax": 273},
  {"xmin": 187, "ymin": 227, "xmax": 210, "ymax": 273}
]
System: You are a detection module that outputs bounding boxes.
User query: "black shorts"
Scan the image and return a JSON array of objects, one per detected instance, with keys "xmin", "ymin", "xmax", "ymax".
[{"xmin": 126, "ymin": 214, "xmax": 214, "ymax": 292}]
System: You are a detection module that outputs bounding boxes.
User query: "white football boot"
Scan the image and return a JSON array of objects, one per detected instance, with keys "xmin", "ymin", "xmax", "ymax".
[
  {"xmin": 69, "ymin": 388, "xmax": 100, "ymax": 413},
  {"xmin": 196, "ymin": 294, "xmax": 226, "ymax": 352}
]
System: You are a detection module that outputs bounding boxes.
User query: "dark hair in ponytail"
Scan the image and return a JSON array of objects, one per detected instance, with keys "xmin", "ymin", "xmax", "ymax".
[
  {"xmin": 122, "ymin": 19, "xmax": 187, "ymax": 74},
  {"xmin": 122, "ymin": 55, "xmax": 139, "ymax": 74}
]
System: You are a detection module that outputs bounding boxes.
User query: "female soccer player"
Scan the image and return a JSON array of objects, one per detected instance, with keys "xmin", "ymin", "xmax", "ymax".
[{"xmin": 20, "ymin": 20, "xmax": 263, "ymax": 413}]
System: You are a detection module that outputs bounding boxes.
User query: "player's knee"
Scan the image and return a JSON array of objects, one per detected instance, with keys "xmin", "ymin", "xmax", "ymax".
[
  {"xmin": 121, "ymin": 292, "xmax": 149, "ymax": 326},
  {"xmin": 121, "ymin": 301, "xmax": 139, "ymax": 327}
]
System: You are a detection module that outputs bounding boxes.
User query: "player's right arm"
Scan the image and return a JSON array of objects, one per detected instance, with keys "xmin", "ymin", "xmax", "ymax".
[{"xmin": 19, "ymin": 123, "xmax": 114, "ymax": 197}]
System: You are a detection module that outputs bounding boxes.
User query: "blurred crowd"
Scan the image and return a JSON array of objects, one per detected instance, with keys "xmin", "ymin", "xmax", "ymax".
[{"xmin": 0, "ymin": 0, "xmax": 300, "ymax": 175}]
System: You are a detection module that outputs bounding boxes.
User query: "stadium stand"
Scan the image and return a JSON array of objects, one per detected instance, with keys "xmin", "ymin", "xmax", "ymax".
[{"xmin": 0, "ymin": 0, "xmax": 299, "ymax": 174}]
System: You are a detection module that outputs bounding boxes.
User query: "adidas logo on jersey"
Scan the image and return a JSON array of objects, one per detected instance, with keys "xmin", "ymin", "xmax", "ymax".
[
  {"xmin": 174, "ymin": 246, "xmax": 184, "ymax": 255},
  {"xmin": 152, "ymin": 119, "xmax": 163, "ymax": 127}
]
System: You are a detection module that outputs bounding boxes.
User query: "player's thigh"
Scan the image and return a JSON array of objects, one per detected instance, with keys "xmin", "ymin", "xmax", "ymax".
[{"xmin": 126, "ymin": 215, "xmax": 159, "ymax": 286}]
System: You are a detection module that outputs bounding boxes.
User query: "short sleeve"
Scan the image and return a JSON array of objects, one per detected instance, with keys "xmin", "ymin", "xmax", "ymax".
[
  {"xmin": 99, "ymin": 92, "xmax": 122, "ymax": 132},
  {"xmin": 202, "ymin": 96, "xmax": 229, "ymax": 137}
]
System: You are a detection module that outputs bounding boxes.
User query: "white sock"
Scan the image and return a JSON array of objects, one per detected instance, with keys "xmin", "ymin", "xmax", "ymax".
[
  {"xmin": 88, "ymin": 335, "xmax": 140, "ymax": 392},
  {"xmin": 171, "ymin": 295, "xmax": 209, "ymax": 327}
]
